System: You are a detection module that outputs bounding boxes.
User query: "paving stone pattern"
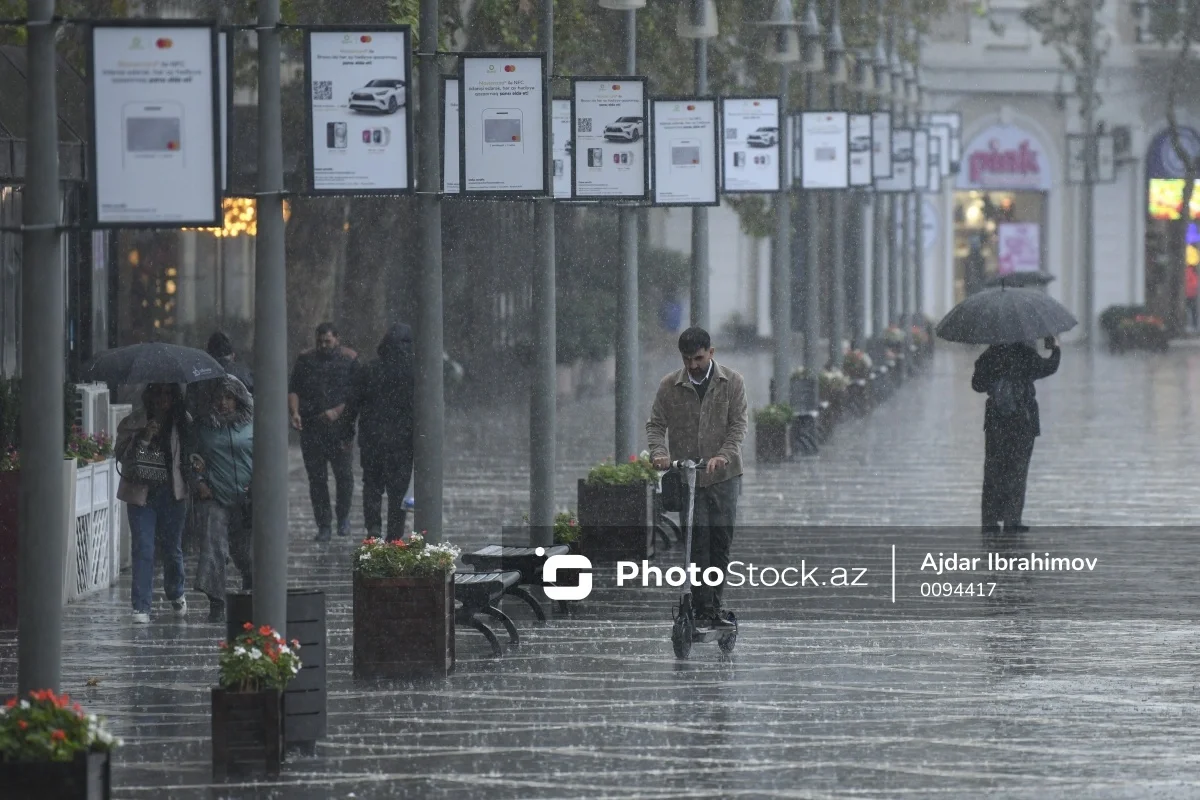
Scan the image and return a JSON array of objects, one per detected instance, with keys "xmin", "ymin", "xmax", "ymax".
[{"xmin": 4, "ymin": 344, "xmax": 1200, "ymax": 798}]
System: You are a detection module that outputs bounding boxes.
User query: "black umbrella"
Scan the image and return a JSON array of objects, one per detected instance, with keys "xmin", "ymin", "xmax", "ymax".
[
  {"xmin": 83, "ymin": 342, "xmax": 226, "ymax": 385},
  {"xmin": 984, "ymin": 270, "xmax": 1056, "ymax": 288},
  {"xmin": 936, "ymin": 286, "xmax": 1077, "ymax": 345}
]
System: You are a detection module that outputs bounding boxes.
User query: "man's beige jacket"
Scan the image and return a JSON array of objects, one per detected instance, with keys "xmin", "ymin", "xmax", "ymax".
[{"xmin": 646, "ymin": 360, "xmax": 748, "ymax": 489}]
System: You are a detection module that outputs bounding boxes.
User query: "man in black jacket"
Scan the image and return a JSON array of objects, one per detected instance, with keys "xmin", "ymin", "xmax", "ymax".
[
  {"xmin": 342, "ymin": 323, "xmax": 415, "ymax": 542},
  {"xmin": 288, "ymin": 322, "xmax": 359, "ymax": 541},
  {"xmin": 972, "ymin": 336, "xmax": 1061, "ymax": 532}
]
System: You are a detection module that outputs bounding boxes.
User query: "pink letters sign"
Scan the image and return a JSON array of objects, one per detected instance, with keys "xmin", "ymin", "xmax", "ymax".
[{"xmin": 955, "ymin": 124, "xmax": 1052, "ymax": 191}]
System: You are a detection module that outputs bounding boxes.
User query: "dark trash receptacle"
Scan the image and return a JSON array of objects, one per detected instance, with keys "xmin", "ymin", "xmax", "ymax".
[{"xmin": 226, "ymin": 589, "xmax": 326, "ymax": 754}]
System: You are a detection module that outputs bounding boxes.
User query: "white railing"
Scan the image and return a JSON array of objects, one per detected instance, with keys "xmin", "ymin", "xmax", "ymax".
[{"xmin": 63, "ymin": 458, "xmax": 117, "ymax": 603}]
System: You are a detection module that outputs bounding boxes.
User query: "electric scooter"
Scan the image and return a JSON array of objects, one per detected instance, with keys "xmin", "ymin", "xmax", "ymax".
[{"xmin": 669, "ymin": 457, "xmax": 738, "ymax": 659}]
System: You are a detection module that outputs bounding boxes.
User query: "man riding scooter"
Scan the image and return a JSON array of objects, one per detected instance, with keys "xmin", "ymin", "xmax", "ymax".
[{"xmin": 646, "ymin": 327, "xmax": 748, "ymax": 630}]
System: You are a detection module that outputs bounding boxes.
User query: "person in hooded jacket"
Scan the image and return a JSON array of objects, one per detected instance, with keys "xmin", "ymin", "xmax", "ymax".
[
  {"xmin": 188, "ymin": 375, "xmax": 254, "ymax": 621},
  {"xmin": 342, "ymin": 324, "xmax": 415, "ymax": 542},
  {"xmin": 971, "ymin": 336, "xmax": 1061, "ymax": 532}
]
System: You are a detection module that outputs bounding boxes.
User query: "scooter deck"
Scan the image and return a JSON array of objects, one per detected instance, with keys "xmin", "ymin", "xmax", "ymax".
[{"xmin": 691, "ymin": 625, "xmax": 734, "ymax": 643}]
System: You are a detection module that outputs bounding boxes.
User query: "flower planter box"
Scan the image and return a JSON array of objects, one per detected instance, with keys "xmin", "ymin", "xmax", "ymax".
[
  {"xmin": 755, "ymin": 423, "xmax": 789, "ymax": 463},
  {"xmin": 847, "ymin": 379, "xmax": 872, "ymax": 416},
  {"xmin": 577, "ymin": 480, "xmax": 655, "ymax": 562},
  {"xmin": 0, "ymin": 469, "xmax": 19, "ymax": 629},
  {"xmin": 226, "ymin": 589, "xmax": 327, "ymax": 753},
  {"xmin": 0, "ymin": 751, "xmax": 112, "ymax": 800},
  {"xmin": 353, "ymin": 573, "xmax": 455, "ymax": 679},
  {"xmin": 211, "ymin": 687, "xmax": 284, "ymax": 780}
]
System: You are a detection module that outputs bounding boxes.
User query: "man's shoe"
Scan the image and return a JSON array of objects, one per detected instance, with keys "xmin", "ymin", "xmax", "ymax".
[
  {"xmin": 710, "ymin": 612, "xmax": 735, "ymax": 630},
  {"xmin": 692, "ymin": 610, "xmax": 714, "ymax": 629},
  {"xmin": 171, "ymin": 596, "xmax": 188, "ymax": 618},
  {"xmin": 315, "ymin": 525, "xmax": 332, "ymax": 542},
  {"xmin": 132, "ymin": 611, "xmax": 150, "ymax": 624},
  {"xmin": 337, "ymin": 518, "xmax": 351, "ymax": 537}
]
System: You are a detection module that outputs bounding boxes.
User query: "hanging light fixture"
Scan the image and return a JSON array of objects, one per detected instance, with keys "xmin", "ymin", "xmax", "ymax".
[
  {"xmin": 826, "ymin": 0, "xmax": 848, "ymax": 85},
  {"xmin": 598, "ymin": 0, "xmax": 645, "ymax": 10},
  {"xmin": 677, "ymin": 0, "xmax": 718, "ymax": 38},
  {"xmin": 758, "ymin": 0, "xmax": 802, "ymax": 64},
  {"xmin": 799, "ymin": 0, "xmax": 825, "ymax": 73},
  {"xmin": 873, "ymin": 0, "xmax": 891, "ymax": 98}
]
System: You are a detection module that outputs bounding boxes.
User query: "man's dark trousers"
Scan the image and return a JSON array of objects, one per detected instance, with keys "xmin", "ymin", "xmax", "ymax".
[
  {"xmin": 686, "ymin": 475, "xmax": 740, "ymax": 613},
  {"xmin": 300, "ymin": 419, "xmax": 353, "ymax": 528},
  {"xmin": 362, "ymin": 447, "xmax": 413, "ymax": 542},
  {"xmin": 981, "ymin": 424, "xmax": 1035, "ymax": 528}
]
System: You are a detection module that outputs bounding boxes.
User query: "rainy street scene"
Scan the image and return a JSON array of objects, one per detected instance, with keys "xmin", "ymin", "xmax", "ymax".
[{"xmin": 5, "ymin": 0, "xmax": 1200, "ymax": 798}]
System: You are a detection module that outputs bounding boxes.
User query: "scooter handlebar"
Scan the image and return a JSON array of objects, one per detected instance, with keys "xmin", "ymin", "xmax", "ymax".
[{"xmin": 668, "ymin": 458, "xmax": 708, "ymax": 470}]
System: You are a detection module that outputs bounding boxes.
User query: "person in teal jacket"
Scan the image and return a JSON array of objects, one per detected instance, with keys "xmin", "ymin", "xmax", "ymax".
[{"xmin": 188, "ymin": 375, "xmax": 254, "ymax": 621}]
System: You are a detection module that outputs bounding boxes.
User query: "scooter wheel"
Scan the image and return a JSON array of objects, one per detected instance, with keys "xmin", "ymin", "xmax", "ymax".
[
  {"xmin": 717, "ymin": 611, "xmax": 738, "ymax": 653},
  {"xmin": 672, "ymin": 618, "xmax": 693, "ymax": 659}
]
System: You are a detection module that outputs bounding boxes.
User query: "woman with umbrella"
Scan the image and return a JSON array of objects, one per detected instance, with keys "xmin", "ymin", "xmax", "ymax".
[{"xmin": 936, "ymin": 285, "xmax": 1075, "ymax": 532}]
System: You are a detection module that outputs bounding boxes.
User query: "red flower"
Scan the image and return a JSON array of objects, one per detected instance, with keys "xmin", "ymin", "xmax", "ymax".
[
  {"xmin": 17, "ymin": 719, "xmax": 27, "ymax": 730},
  {"xmin": 50, "ymin": 729, "xmax": 66, "ymax": 741},
  {"xmin": 243, "ymin": 622, "xmax": 254, "ymax": 631},
  {"xmin": 4, "ymin": 697, "xmax": 16, "ymax": 709},
  {"xmin": 218, "ymin": 641, "xmax": 228, "ymax": 649},
  {"xmin": 291, "ymin": 639, "xmax": 300, "ymax": 649},
  {"xmin": 258, "ymin": 625, "xmax": 273, "ymax": 636}
]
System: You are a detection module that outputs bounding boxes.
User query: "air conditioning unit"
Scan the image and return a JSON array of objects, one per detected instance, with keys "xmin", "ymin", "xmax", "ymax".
[{"xmin": 75, "ymin": 383, "xmax": 111, "ymax": 436}]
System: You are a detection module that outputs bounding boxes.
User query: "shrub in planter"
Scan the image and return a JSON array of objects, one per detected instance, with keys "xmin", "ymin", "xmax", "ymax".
[
  {"xmin": 754, "ymin": 403, "xmax": 792, "ymax": 463},
  {"xmin": 212, "ymin": 623, "xmax": 302, "ymax": 779},
  {"xmin": 1115, "ymin": 315, "xmax": 1169, "ymax": 352},
  {"xmin": 0, "ymin": 690, "xmax": 119, "ymax": 800},
  {"xmin": 578, "ymin": 454, "xmax": 657, "ymax": 561},
  {"xmin": 842, "ymin": 350, "xmax": 872, "ymax": 381},
  {"xmin": 553, "ymin": 511, "xmax": 580, "ymax": 546},
  {"xmin": 353, "ymin": 533, "xmax": 458, "ymax": 678}
]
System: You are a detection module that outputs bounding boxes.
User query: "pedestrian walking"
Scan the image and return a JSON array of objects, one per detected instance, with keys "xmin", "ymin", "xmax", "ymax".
[
  {"xmin": 646, "ymin": 327, "xmax": 748, "ymax": 630},
  {"xmin": 1186, "ymin": 265, "xmax": 1198, "ymax": 332},
  {"xmin": 288, "ymin": 322, "xmax": 359, "ymax": 541},
  {"xmin": 342, "ymin": 323, "xmax": 415, "ymax": 542},
  {"xmin": 115, "ymin": 383, "xmax": 191, "ymax": 624},
  {"xmin": 972, "ymin": 336, "xmax": 1061, "ymax": 532},
  {"xmin": 188, "ymin": 375, "xmax": 254, "ymax": 622}
]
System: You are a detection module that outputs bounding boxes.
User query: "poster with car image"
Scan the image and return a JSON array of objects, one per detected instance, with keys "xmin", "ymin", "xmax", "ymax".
[
  {"xmin": 571, "ymin": 78, "xmax": 648, "ymax": 200},
  {"xmin": 89, "ymin": 23, "xmax": 221, "ymax": 227},
  {"xmin": 461, "ymin": 55, "xmax": 547, "ymax": 195},
  {"xmin": 443, "ymin": 77, "xmax": 459, "ymax": 193},
  {"xmin": 552, "ymin": 99, "xmax": 572, "ymax": 199},
  {"xmin": 651, "ymin": 98, "xmax": 719, "ymax": 206},
  {"xmin": 800, "ymin": 112, "xmax": 849, "ymax": 189},
  {"xmin": 871, "ymin": 111, "xmax": 892, "ymax": 179},
  {"xmin": 875, "ymin": 128, "xmax": 913, "ymax": 192},
  {"xmin": 720, "ymin": 97, "xmax": 781, "ymax": 193},
  {"xmin": 306, "ymin": 28, "xmax": 412, "ymax": 194},
  {"xmin": 849, "ymin": 113, "xmax": 873, "ymax": 187}
]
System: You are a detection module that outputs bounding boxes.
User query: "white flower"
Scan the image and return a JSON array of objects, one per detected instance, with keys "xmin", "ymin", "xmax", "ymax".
[
  {"xmin": 19, "ymin": 700, "xmax": 29, "ymax": 709},
  {"xmin": 359, "ymin": 552, "xmax": 371, "ymax": 561},
  {"xmin": 290, "ymin": 664, "xmax": 300, "ymax": 675},
  {"xmin": 234, "ymin": 646, "xmax": 247, "ymax": 656},
  {"xmin": 249, "ymin": 648, "xmax": 262, "ymax": 660}
]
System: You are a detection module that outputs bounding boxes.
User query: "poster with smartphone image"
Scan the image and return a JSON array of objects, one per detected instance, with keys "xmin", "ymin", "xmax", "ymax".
[
  {"xmin": 572, "ymin": 78, "xmax": 648, "ymax": 200},
  {"xmin": 721, "ymin": 98, "xmax": 781, "ymax": 193},
  {"xmin": 461, "ymin": 55, "xmax": 547, "ymax": 196},
  {"xmin": 800, "ymin": 112, "xmax": 849, "ymax": 190},
  {"xmin": 88, "ymin": 23, "xmax": 220, "ymax": 227},
  {"xmin": 443, "ymin": 77, "xmax": 460, "ymax": 193},
  {"xmin": 306, "ymin": 27, "xmax": 412, "ymax": 194},
  {"xmin": 552, "ymin": 99, "xmax": 572, "ymax": 199},
  {"xmin": 651, "ymin": 98, "xmax": 719, "ymax": 206}
]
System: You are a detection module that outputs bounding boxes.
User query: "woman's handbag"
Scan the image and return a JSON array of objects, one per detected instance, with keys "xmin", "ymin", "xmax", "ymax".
[{"xmin": 130, "ymin": 438, "xmax": 170, "ymax": 484}]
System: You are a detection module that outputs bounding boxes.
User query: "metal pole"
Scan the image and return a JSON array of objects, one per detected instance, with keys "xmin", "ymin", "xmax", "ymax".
[
  {"xmin": 873, "ymin": 90, "xmax": 887, "ymax": 336},
  {"xmin": 415, "ymin": 0, "xmax": 445, "ymax": 539},
  {"xmin": 1081, "ymin": 0, "xmax": 1096, "ymax": 345},
  {"xmin": 804, "ymin": 74, "xmax": 822, "ymax": 374},
  {"xmin": 690, "ymin": 29, "xmax": 709, "ymax": 328},
  {"xmin": 615, "ymin": 10, "xmax": 638, "ymax": 461},
  {"xmin": 771, "ymin": 65, "xmax": 792, "ymax": 404},
  {"xmin": 914, "ymin": 179, "xmax": 924, "ymax": 322},
  {"xmin": 251, "ymin": 0, "xmax": 288, "ymax": 636},
  {"xmin": 829, "ymin": 81, "xmax": 846, "ymax": 365},
  {"xmin": 18, "ymin": 0, "xmax": 65, "ymax": 695},
  {"xmin": 529, "ymin": 0, "xmax": 556, "ymax": 542}
]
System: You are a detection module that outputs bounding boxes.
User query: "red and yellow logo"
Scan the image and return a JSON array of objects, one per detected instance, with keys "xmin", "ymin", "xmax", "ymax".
[
  {"xmin": 612, "ymin": 84, "xmax": 621, "ymax": 90},
  {"xmin": 504, "ymin": 64, "xmax": 516, "ymax": 72},
  {"xmin": 686, "ymin": 104, "xmax": 696, "ymax": 111},
  {"xmin": 360, "ymin": 35, "xmax": 372, "ymax": 43},
  {"xmin": 155, "ymin": 38, "xmax": 173, "ymax": 49},
  {"xmin": 166, "ymin": 140, "xmax": 179, "ymax": 150}
]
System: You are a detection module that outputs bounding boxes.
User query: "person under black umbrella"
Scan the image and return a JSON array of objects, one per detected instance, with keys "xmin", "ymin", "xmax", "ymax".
[{"xmin": 971, "ymin": 336, "xmax": 1060, "ymax": 532}]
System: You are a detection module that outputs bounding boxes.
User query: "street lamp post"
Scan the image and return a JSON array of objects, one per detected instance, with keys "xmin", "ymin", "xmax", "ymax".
[
  {"xmin": 888, "ymin": 23, "xmax": 905, "ymax": 336},
  {"xmin": 759, "ymin": 0, "xmax": 801, "ymax": 405},
  {"xmin": 826, "ymin": 0, "xmax": 848, "ymax": 367},
  {"xmin": 871, "ymin": 0, "xmax": 891, "ymax": 341},
  {"xmin": 799, "ymin": 0, "xmax": 825, "ymax": 383},
  {"xmin": 910, "ymin": 25, "xmax": 924, "ymax": 326},
  {"xmin": 599, "ymin": 0, "xmax": 643, "ymax": 460},
  {"xmin": 678, "ymin": 0, "xmax": 718, "ymax": 329},
  {"xmin": 849, "ymin": 0, "xmax": 876, "ymax": 350}
]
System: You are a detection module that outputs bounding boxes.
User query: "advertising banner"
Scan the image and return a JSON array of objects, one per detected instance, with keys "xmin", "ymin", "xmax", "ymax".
[
  {"xmin": 927, "ymin": 111, "xmax": 961, "ymax": 170},
  {"xmin": 461, "ymin": 54, "xmax": 548, "ymax": 196},
  {"xmin": 552, "ymin": 98, "xmax": 572, "ymax": 199},
  {"xmin": 871, "ymin": 111, "xmax": 892, "ymax": 179},
  {"xmin": 306, "ymin": 28, "xmax": 412, "ymax": 195},
  {"xmin": 218, "ymin": 31, "xmax": 229, "ymax": 193},
  {"xmin": 875, "ymin": 128, "xmax": 913, "ymax": 192},
  {"xmin": 913, "ymin": 129, "xmax": 929, "ymax": 190},
  {"xmin": 928, "ymin": 138, "xmax": 942, "ymax": 193},
  {"xmin": 651, "ymin": 98, "xmax": 719, "ymax": 206},
  {"xmin": 997, "ymin": 222, "xmax": 1041, "ymax": 274},
  {"xmin": 572, "ymin": 78, "xmax": 648, "ymax": 200},
  {"xmin": 89, "ymin": 23, "xmax": 221, "ymax": 227},
  {"xmin": 849, "ymin": 113, "xmax": 872, "ymax": 187},
  {"xmin": 442, "ymin": 77, "xmax": 459, "ymax": 193},
  {"xmin": 928, "ymin": 124, "xmax": 951, "ymax": 178},
  {"xmin": 721, "ymin": 97, "xmax": 781, "ymax": 193},
  {"xmin": 800, "ymin": 111, "xmax": 849, "ymax": 190}
]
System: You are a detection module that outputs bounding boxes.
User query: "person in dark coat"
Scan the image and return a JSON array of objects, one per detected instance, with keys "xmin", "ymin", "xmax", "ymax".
[
  {"xmin": 342, "ymin": 323, "xmax": 415, "ymax": 542},
  {"xmin": 207, "ymin": 331, "xmax": 254, "ymax": 394},
  {"xmin": 972, "ymin": 336, "xmax": 1061, "ymax": 532},
  {"xmin": 288, "ymin": 322, "xmax": 360, "ymax": 541}
]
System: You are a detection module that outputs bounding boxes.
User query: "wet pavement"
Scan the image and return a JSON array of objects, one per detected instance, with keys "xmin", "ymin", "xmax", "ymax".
[{"xmin": 5, "ymin": 344, "xmax": 1200, "ymax": 798}]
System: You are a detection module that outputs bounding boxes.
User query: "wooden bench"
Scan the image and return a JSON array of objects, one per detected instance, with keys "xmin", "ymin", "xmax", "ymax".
[
  {"xmin": 453, "ymin": 570, "xmax": 522, "ymax": 656},
  {"xmin": 461, "ymin": 545, "xmax": 570, "ymax": 620}
]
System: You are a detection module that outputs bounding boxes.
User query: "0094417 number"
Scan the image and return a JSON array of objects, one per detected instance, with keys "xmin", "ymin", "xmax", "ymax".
[{"xmin": 920, "ymin": 582, "xmax": 996, "ymax": 597}]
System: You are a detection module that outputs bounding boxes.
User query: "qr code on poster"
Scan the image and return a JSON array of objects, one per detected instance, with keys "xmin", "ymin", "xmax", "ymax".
[
  {"xmin": 725, "ymin": 127, "xmax": 738, "ymax": 140},
  {"xmin": 312, "ymin": 81, "xmax": 333, "ymax": 100},
  {"xmin": 577, "ymin": 118, "xmax": 593, "ymax": 133}
]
